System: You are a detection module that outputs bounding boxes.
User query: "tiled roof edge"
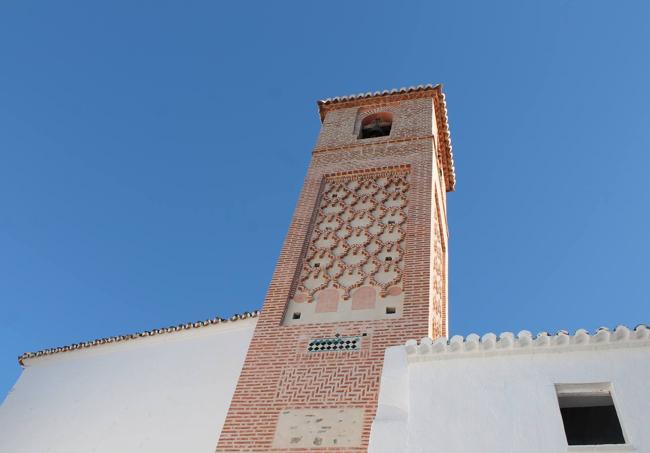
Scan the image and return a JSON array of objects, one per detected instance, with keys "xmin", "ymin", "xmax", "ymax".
[
  {"xmin": 405, "ymin": 324, "xmax": 650, "ymax": 362},
  {"xmin": 317, "ymin": 84, "xmax": 439, "ymax": 105},
  {"xmin": 433, "ymin": 89, "xmax": 455, "ymax": 191},
  {"xmin": 18, "ymin": 310, "xmax": 261, "ymax": 366}
]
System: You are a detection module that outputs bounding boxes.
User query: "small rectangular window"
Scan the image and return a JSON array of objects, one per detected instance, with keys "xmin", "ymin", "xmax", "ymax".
[{"xmin": 555, "ymin": 383, "xmax": 626, "ymax": 446}]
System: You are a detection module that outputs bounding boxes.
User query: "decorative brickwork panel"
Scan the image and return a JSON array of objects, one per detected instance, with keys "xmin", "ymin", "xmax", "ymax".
[
  {"xmin": 216, "ymin": 93, "xmax": 449, "ymax": 452},
  {"xmin": 307, "ymin": 336, "xmax": 361, "ymax": 352},
  {"xmin": 276, "ymin": 362, "xmax": 381, "ymax": 404},
  {"xmin": 431, "ymin": 190, "xmax": 446, "ymax": 338},
  {"xmin": 283, "ymin": 167, "xmax": 408, "ymax": 326}
]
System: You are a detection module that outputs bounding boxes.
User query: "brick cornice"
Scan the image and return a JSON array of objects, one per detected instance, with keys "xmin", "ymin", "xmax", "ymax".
[{"xmin": 312, "ymin": 134, "xmax": 436, "ymax": 154}]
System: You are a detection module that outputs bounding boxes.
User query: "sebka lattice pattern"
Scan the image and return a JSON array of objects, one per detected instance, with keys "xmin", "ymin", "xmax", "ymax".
[{"xmin": 293, "ymin": 167, "xmax": 409, "ymax": 302}]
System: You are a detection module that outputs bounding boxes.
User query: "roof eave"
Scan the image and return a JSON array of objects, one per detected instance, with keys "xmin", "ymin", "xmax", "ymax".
[{"xmin": 18, "ymin": 310, "xmax": 261, "ymax": 366}]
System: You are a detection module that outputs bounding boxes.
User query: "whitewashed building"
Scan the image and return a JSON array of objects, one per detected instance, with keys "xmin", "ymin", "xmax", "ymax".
[
  {"xmin": 0, "ymin": 314, "xmax": 258, "ymax": 453},
  {"xmin": 1, "ymin": 321, "xmax": 648, "ymax": 452},
  {"xmin": 371, "ymin": 326, "xmax": 650, "ymax": 453}
]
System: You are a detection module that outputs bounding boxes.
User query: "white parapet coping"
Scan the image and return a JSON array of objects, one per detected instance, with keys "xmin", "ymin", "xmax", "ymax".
[{"xmin": 405, "ymin": 324, "xmax": 650, "ymax": 362}]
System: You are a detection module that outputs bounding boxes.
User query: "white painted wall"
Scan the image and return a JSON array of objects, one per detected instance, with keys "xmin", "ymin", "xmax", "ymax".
[
  {"xmin": 0, "ymin": 318, "xmax": 256, "ymax": 453},
  {"xmin": 5, "ymin": 319, "xmax": 648, "ymax": 453},
  {"xmin": 371, "ymin": 339, "xmax": 650, "ymax": 453}
]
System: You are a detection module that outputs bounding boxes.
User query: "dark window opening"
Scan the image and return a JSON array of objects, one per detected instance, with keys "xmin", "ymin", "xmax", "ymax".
[
  {"xmin": 359, "ymin": 112, "xmax": 393, "ymax": 139},
  {"xmin": 558, "ymin": 392, "xmax": 625, "ymax": 446},
  {"xmin": 385, "ymin": 307, "xmax": 396, "ymax": 314},
  {"xmin": 292, "ymin": 312, "xmax": 301, "ymax": 320},
  {"xmin": 385, "ymin": 256, "xmax": 392, "ymax": 262}
]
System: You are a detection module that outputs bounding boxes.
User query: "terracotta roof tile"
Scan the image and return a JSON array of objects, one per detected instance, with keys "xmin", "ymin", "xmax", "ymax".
[
  {"xmin": 317, "ymin": 84, "xmax": 440, "ymax": 105},
  {"xmin": 18, "ymin": 310, "xmax": 260, "ymax": 366}
]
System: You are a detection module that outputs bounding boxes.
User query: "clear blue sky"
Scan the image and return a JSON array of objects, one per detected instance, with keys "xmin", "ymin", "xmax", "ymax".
[{"xmin": 1, "ymin": 1, "xmax": 649, "ymax": 400}]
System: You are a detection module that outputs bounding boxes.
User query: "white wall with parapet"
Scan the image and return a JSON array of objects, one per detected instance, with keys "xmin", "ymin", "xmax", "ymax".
[
  {"xmin": 370, "ymin": 326, "xmax": 650, "ymax": 453},
  {"xmin": 0, "ymin": 317, "xmax": 256, "ymax": 453}
]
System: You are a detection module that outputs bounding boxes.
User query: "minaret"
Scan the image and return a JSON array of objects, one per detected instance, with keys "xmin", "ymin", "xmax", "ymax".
[{"xmin": 217, "ymin": 84, "xmax": 455, "ymax": 451}]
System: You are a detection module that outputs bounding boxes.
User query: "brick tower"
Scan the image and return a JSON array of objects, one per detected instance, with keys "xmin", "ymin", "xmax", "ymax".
[{"xmin": 217, "ymin": 84, "xmax": 455, "ymax": 452}]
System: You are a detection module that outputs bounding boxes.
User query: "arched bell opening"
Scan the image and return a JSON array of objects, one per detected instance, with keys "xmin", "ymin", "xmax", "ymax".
[{"xmin": 358, "ymin": 112, "xmax": 393, "ymax": 139}]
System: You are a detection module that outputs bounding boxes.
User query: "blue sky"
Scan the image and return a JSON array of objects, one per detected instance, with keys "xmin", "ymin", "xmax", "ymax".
[{"xmin": 1, "ymin": 1, "xmax": 649, "ymax": 400}]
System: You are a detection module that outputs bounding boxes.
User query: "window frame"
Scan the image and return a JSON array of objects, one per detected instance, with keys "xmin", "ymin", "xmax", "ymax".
[{"xmin": 554, "ymin": 383, "xmax": 633, "ymax": 451}]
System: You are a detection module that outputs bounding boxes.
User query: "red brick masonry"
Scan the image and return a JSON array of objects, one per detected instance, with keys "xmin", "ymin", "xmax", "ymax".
[{"xmin": 217, "ymin": 89, "xmax": 450, "ymax": 452}]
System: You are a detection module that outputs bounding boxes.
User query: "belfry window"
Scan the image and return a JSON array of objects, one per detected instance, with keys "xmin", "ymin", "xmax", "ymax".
[
  {"xmin": 555, "ymin": 383, "xmax": 626, "ymax": 447},
  {"xmin": 359, "ymin": 112, "xmax": 393, "ymax": 139}
]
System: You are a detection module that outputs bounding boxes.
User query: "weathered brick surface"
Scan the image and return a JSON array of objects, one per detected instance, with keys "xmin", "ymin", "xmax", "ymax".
[{"xmin": 216, "ymin": 94, "xmax": 449, "ymax": 452}]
